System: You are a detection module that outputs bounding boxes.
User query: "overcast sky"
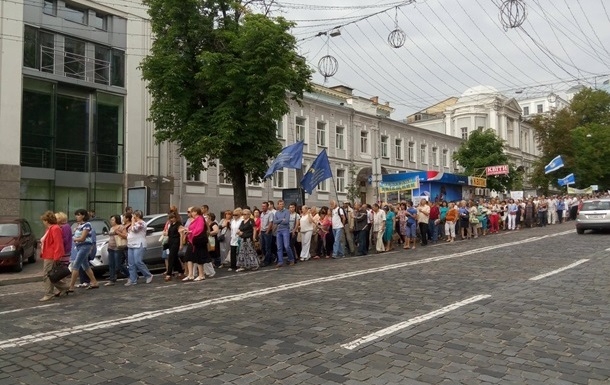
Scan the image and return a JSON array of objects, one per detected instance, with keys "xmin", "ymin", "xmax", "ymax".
[{"xmin": 270, "ymin": 0, "xmax": 610, "ymax": 119}]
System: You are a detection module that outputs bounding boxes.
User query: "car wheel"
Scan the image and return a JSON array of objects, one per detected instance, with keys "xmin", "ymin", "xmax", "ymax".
[
  {"xmin": 13, "ymin": 252, "xmax": 24, "ymax": 272},
  {"xmin": 576, "ymin": 228, "xmax": 585, "ymax": 234}
]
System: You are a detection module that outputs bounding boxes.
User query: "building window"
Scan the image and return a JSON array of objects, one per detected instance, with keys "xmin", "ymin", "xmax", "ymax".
[
  {"xmin": 336, "ymin": 169, "xmax": 345, "ymax": 192},
  {"xmin": 360, "ymin": 131, "xmax": 368, "ymax": 154},
  {"xmin": 317, "ymin": 178, "xmax": 328, "ymax": 192},
  {"xmin": 460, "ymin": 127, "xmax": 468, "ymax": 140},
  {"xmin": 64, "ymin": 37, "xmax": 86, "ymax": 80},
  {"xmin": 380, "ymin": 136, "xmax": 389, "ymax": 158},
  {"xmin": 246, "ymin": 175, "xmax": 261, "ymax": 187},
  {"xmin": 295, "ymin": 117, "xmax": 306, "ymax": 142},
  {"xmin": 408, "ymin": 141, "xmax": 415, "ymax": 162},
  {"xmin": 432, "ymin": 147, "xmax": 438, "ymax": 166},
  {"xmin": 420, "ymin": 144, "xmax": 427, "ymax": 164},
  {"xmin": 537, "ymin": 104, "xmax": 543, "ymax": 113},
  {"xmin": 276, "ymin": 118, "xmax": 284, "ymax": 139},
  {"xmin": 442, "ymin": 149, "xmax": 449, "ymax": 167},
  {"xmin": 96, "ymin": 92, "xmax": 125, "ymax": 173},
  {"xmin": 186, "ymin": 163, "xmax": 201, "ymax": 181},
  {"xmin": 335, "ymin": 126, "xmax": 344, "ymax": 150},
  {"xmin": 23, "ymin": 27, "xmax": 54, "ymax": 73},
  {"xmin": 94, "ymin": 45, "xmax": 111, "ymax": 85},
  {"xmin": 218, "ymin": 166, "xmax": 230, "ymax": 185},
  {"xmin": 111, "ymin": 49, "xmax": 125, "ymax": 87},
  {"xmin": 21, "ymin": 79, "xmax": 55, "ymax": 169},
  {"xmin": 64, "ymin": 3, "xmax": 88, "ymax": 24},
  {"xmin": 395, "ymin": 139, "xmax": 403, "ymax": 160},
  {"xmin": 273, "ymin": 169, "xmax": 285, "ymax": 188},
  {"xmin": 316, "ymin": 121, "xmax": 327, "ymax": 147},
  {"xmin": 523, "ymin": 106, "xmax": 529, "ymax": 116},
  {"xmin": 43, "ymin": 0, "xmax": 57, "ymax": 15},
  {"xmin": 92, "ymin": 12, "xmax": 107, "ymax": 31}
]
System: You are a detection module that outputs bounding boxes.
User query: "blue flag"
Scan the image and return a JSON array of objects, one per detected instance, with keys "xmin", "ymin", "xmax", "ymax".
[
  {"xmin": 264, "ymin": 141, "xmax": 304, "ymax": 179},
  {"xmin": 544, "ymin": 155, "xmax": 564, "ymax": 174},
  {"xmin": 558, "ymin": 173, "xmax": 575, "ymax": 186},
  {"xmin": 301, "ymin": 149, "xmax": 333, "ymax": 194}
]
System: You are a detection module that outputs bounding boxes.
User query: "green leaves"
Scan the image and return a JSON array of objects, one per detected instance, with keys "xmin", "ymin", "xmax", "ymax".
[
  {"xmin": 140, "ymin": 0, "xmax": 312, "ymax": 206},
  {"xmin": 453, "ymin": 129, "xmax": 515, "ymax": 192},
  {"xmin": 530, "ymin": 88, "xmax": 610, "ymax": 192}
]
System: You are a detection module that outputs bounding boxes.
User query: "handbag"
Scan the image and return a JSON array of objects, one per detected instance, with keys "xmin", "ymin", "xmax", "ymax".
[
  {"xmin": 48, "ymin": 262, "xmax": 71, "ymax": 283},
  {"xmin": 217, "ymin": 227, "xmax": 227, "ymax": 243},
  {"xmin": 114, "ymin": 235, "xmax": 127, "ymax": 248},
  {"xmin": 469, "ymin": 216, "xmax": 480, "ymax": 224},
  {"xmin": 297, "ymin": 232, "xmax": 303, "ymax": 243},
  {"xmin": 207, "ymin": 236, "xmax": 216, "ymax": 252}
]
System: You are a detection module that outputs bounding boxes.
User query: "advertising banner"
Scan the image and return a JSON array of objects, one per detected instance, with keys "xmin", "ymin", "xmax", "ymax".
[
  {"xmin": 567, "ymin": 186, "xmax": 594, "ymax": 194},
  {"xmin": 468, "ymin": 176, "xmax": 487, "ymax": 188},
  {"xmin": 379, "ymin": 177, "xmax": 419, "ymax": 193},
  {"xmin": 485, "ymin": 165, "xmax": 509, "ymax": 176}
]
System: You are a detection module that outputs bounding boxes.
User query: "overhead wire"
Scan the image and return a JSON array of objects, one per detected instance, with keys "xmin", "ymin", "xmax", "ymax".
[
  {"xmin": 367, "ymin": 16, "xmax": 467, "ymax": 94},
  {"xmin": 575, "ymin": 0, "xmax": 610, "ymax": 64},
  {"xmin": 416, "ymin": 1, "xmax": 521, "ymax": 89}
]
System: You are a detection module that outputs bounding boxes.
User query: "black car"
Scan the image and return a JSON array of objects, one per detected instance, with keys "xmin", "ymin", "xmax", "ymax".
[{"xmin": 0, "ymin": 217, "xmax": 37, "ymax": 272}]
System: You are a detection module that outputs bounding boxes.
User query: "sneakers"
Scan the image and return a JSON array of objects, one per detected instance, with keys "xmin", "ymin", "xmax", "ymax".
[
  {"xmin": 146, "ymin": 275, "xmax": 153, "ymax": 284},
  {"xmin": 124, "ymin": 281, "xmax": 136, "ymax": 286}
]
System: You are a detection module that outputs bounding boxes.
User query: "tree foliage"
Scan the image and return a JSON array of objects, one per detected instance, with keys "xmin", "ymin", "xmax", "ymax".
[
  {"xmin": 452, "ymin": 129, "xmax": 516, "ymax": 192},
  {"xmin": 140, "ymin": 0, "xmax": 312, "ymax": 207},
  {"xmin": 529, "ymin": 88, "xmax": 610, "ymax": 193}
]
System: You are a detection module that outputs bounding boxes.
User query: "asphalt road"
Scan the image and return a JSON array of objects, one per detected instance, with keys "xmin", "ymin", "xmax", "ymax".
[{"xmin": 0, "ymin": 222, "xmax": 608, "ymax": 385}]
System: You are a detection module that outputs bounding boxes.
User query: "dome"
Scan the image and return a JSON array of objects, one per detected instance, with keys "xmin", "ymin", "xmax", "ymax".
[{"xmin": 461, "ymin": 85, "xmax": 499, "ymax": 97}]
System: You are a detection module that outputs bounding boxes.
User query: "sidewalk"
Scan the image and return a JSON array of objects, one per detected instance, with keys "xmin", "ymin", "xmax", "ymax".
[{"xmin": 0, "ymin": 258, "xmax": 41, "ymax": 286}]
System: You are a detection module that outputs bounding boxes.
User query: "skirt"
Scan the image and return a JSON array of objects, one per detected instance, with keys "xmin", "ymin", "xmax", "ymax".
[{"xmin": 237, "ymin": 238, "xmax": 259, "ymax": 269}]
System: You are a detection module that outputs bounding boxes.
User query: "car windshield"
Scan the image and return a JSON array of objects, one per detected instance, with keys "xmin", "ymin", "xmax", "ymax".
[
  {"xmin": 581, "ymin": 201, "xmax": 610, "ymax": 211},
  {"xmin": 0, "ymin": 223, "xmax": 19, "ymax": 237}
]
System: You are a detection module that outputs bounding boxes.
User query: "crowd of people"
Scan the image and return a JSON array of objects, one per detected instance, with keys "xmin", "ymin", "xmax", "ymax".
[{"xmin": 38, "ymin": 194, "xmax": 591, "ymax": 300}]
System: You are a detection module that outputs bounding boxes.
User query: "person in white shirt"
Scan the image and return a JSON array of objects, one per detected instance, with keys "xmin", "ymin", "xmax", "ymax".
[
  {"xmin": 372, "ymin": 203, "xmax": 386, "ymax": 253},
  {"xmin": 329, "ymin": 200, "xmax": 346, "ymax": 259}
]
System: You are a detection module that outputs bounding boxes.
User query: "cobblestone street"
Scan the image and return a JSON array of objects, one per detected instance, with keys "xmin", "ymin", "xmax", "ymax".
[{"xmin": 1, "ymin": 222, "xmax": 609, "ymax": 385}]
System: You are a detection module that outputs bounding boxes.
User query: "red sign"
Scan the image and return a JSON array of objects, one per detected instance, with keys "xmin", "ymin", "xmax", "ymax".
[{"xmin": 486, "ymin": 165, "xmax": 509, "ymax": 176}]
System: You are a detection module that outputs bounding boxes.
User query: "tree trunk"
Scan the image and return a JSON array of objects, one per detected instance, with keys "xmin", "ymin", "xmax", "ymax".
[{"xmin": 231, "ymin": 170, "xmax": 248, "ymax": 209}]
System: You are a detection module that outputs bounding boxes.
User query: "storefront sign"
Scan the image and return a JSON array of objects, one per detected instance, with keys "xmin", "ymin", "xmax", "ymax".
[
  {"xmin": 379, "ymin": 177, "xmax": 419, "ymax": 193},
  {"xmin": 468, "ymin": 176, "xmax": 487, "ymax": 188},
  {"xmin": 485, "ymin": 165, "xmax": 509, "ymax": 176}
]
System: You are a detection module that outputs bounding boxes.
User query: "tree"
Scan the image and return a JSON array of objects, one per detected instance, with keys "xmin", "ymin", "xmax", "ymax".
[
  {"xmin": 140, "ymin": 0, "xmax": 312, "ymax": 208},
  {"xmin": 452, "ymin": 129, "xmax": 516, "ymax": 192},
  {"xmin": 529, "ymin": 88, "xmax": 610, "ymax": 193}
]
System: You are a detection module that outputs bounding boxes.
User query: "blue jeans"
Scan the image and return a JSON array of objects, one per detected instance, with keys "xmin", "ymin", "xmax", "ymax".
[
  {"xmin": 108, "ymin": 248, "xmax": 129, "ymax": 282},
  {"xmin": 428, "ymin": 220, "xmax": 437, "ymax": 242},
  {"xmin": 73, "ymin": 244, "xmax": 93, "ymax": 271},
  {"xmin": 127, "ymin": 246, "xmax": 152, "ymax": 283},
  {"xmin": 276, "ymin": 230, "xmax": 294, "ymax": 264},
  {"xmin": 261, "ymin": 233, "xmax": 274, "ymax": 265},
  {"xmin": 332, "ymin": 228, "xmax": 345, "ymax": 257}
]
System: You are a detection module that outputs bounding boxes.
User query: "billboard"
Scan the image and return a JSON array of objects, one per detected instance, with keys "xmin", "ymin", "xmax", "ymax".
[{"xmin": 486, "ymin": 165, "xmax": 509, "ymax": 176}]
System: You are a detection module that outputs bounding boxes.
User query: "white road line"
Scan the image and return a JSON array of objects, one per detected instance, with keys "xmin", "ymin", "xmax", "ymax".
[
  {"xmin": 340, "ymin": 294, "xmax": 491, "ymax": 350},
  {"xmin": 0, "ymin": 229, "xmax": 573, "ymax": 350},
  {"xmin": 0, "ymin": 303, "xmax": 58, "ymax": 315},
  {"xmin": 529, "ymin": 259, "xmax": 590, "ymax": 281},
  {"xmin": 0, "ymin": 292, "xmax": 27, "ymax": 297},
  {"xmin": 605, "ymin": 247, "xmax": 610, "ymax": 251}
]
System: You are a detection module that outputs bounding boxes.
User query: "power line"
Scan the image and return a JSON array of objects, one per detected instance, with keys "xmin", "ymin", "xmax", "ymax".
[{"xmin": 575, "ymin": 0, "xmax": 610, "ymax": 65}]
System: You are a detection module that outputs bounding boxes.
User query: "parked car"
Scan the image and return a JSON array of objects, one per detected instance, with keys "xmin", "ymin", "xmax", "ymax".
[
  {"xmin": 0, "ymin": 217, "xmax": 37, "ymax": 272},
  {"xmin": 72, "ymin": 213, "xmax": 188, "ymax": 273},
  {"xmin": 576, "ymin": 199, "xmax": 610, "ymax": 234}
]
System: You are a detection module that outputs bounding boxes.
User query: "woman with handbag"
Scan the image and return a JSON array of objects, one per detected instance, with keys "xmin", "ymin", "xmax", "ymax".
[
  {"xmin": 181, "ymin": 206, "xmax": 208, "ymax": 281},
  {"xmin": 67, "ymin": 209, "xmax": 99, "ymax": 292},
  {"xmin": 40, "ymin": 211, "xmax": 70, "ymax": 301},
  {"xmin": 164, "ymin": 212, "xmax": 184, "ymax": 282},
  {"xmin": 124, "ymin": 210, "xmax": 154, "ymax": 286},
  {"xmin": 218, "ymin": 210, "xmax": 232, "ymax": 267},
  {"xmin": 205, "ymin": 213, "xmax": 220, "ymax": 277},
  {"xmin": 105, "ymin": 215, "xmax": 129, "ymax": 286}
]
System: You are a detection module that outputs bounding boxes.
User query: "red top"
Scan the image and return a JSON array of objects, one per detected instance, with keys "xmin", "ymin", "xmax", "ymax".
[
  {"xmin": 41, "ymin": 224, "xmax": 65, "ymax": 261},
  {"xmin": 187, "ymin": 215, "xmax": 205, "ymax": 244},
  {"xmin": 429, "ymin": 205, "xmax": 440, "ymax": 220}
]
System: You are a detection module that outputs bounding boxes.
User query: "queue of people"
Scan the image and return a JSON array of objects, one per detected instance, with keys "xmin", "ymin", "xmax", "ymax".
[{"xmin": 38, "ymin": 194, "xmax": 588, "ymax": 300}]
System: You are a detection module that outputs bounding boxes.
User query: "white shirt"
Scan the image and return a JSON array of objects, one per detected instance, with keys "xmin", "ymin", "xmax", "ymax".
[
  {"xmin": 300, "ymin": 214, "xmax": 314, "ymax": 232},
  {"xmin": 331, "ymin": 207, "xmax": 345, "ymax": 229},
  {"xmin": 230, "ymin": 218, "xmax": 243, "ymax": 246},
  {"xmin": 373, "ymin": 210, "xmax": 386, "ymax": 232}
]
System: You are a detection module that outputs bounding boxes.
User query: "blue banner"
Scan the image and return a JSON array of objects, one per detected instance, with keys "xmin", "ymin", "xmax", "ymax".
[
  {"xmin": 301, "ymin": 149, "xmax": 333, "ymax": 194},
  {"xmin": 264, "ymin": 141, "xmax": 304, "ymax": 179}
]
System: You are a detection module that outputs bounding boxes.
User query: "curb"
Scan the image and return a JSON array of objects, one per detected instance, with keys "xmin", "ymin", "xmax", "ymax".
[{"xmin": 0, "ymin": 275, "xmax": 40, "ymax": 287}]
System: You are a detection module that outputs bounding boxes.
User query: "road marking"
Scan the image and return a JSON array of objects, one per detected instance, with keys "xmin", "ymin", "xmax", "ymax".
[
  {"xmin": 0, "ymin": 229, "xmax": 573, "ymax": 350},
  {"xmin": 0, "ymin": 292, "xmax": 27, "ymax": 297},
  {"xmin": 605, "ymin": 247, "xmax": 610, "ymax": 251},
  {"xmin": 340, "ymin": 294, "xmax": 491, "ymax": 350},
  {"xmin": 529, "ymin": 259, "xmax": 590, "ymax": 281},
  {"xmin": 0, "ymin": 303, "xmax": 58, "ymax": 315}
]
